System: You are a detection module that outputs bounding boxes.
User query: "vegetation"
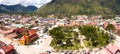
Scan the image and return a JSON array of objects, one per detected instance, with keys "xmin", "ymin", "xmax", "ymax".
[
  {"xmin": 105, "ymin": 23, "xmax": 115, "ymax": 32},
  {"xmin": 50, "ymin": 25, "xmax": 114, "ymax": 49},
  {"xmin": 83, "ymin": 40, "xmax": 91, "ymax": 47},
  {"xmin": 79, "ymin": 25, "xmax": 112, "ymax": 47},
  {"xmin": 0, "ymin": 4, "xmax": 38, "ymax": 13},
  {"xmin": 36, "ymin": 0, "xmax": 120, "ymax": 17},
  {"xmin": 102, "ymin": 15, "xmax": 115, "ymax": 19},
  {"xmin": 49, "ymin": 26, "xmax": 82, "ymax": 50}
]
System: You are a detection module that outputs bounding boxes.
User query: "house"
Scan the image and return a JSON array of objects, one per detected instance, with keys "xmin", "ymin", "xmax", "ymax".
[
  {"xmin": 0, "ymin": 41, "xmax": 16, "ymax": 54},
  {"xmin": 115, "ymin": 16, "xmax": 120, "ymax": 26},
  {"xmin": 105, "ymin": 44, "xmax": 120, "ymax": 54},
  {"xmin": 0, "ymin": 41, "xmax": 6, "ymax": 47},
  {"xmin": 58, "ymin": 20, "xmax": 66, "ymax": 26},
  {"xmin": 29, "ymin": 30, "xmax": 38, "ymax": 42},
  {"xmin": 40, "ymin": 18, "xmax": 57, "ymax": 26},
  {"xmin": 20, "ymin": 35, "xmax": 29, "ymax": 45},
  {"xmin": 13, "ymin": 27, "xmax": 27, "ymax": 34},
  {"xmin": 20, "ymin": 18, "xmax": 30, "ymax": 23},
  {"xmin": 11, "ymin": 24, "xmax": 24, "ymax": 28},
  {"xmin": 19, "ymin": 29, "xmax": 38, "ymax": 45},
  {"xmin": 40, "ymin": 52, "xmax": 48, "ymax": 54},
  {"xmin": 111, "ymin": 21, "xmax": 119, "ymax": 30},
  {"xmin": 0, "ymin": 26, "xmax": 15, "ymax": 35},
  {"xmin": 68, "ymin": 20, "xmax": 79, "ymax": 26},
  {"xmin": 6, "ymin": 33, "xmax": 17, "ymax": 39},
  {"xmin": 117, "ymin": 28, "xmax": 120, "ymax": 35},
  {"xmin": 76, "ymin": 19, "xmax": 84, "ymax": 26},
  {"xmin": 103, "ymin": 21, "xmax": 110, "ymax": 28},
  {"xmin": 86, "ymin": 21, "xmax": 97, "ymax": 26}
]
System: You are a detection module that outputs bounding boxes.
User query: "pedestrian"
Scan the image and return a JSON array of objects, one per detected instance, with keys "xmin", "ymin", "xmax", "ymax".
[
  {"xmin": 37, "ymin": 41, "xmax": 39, "ymax": 45},
  {"xmin": 88, "ymin": 51, "xmax": 90, "ymax": 54}
]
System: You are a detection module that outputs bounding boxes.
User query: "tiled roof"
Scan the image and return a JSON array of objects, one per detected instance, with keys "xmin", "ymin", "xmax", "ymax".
[
  {"xmin": 6, "ymin": 33, "xmax": 17, "ymax": 38},
  {"xmin": 40, "ymin": 52, "xmax": 48, "ymax": 54},
  {"xmin": 1, "ymin": 44, "xmax": 14, "ymax": 53},
  {"xmin": 29, "ymin": 34, "xmax": 38, "ymax": 42},
  {"xmin": 13, "ymin": 28, "xmax": 27, "ymax": 34},
  {"xmin": 103, "ymin": 21, "xmax": 108, "ymax": 28},
  {"xmin": 88, "ymin": 21, "xmax": 97, "ymax": 26},
  {"xmin": 20, "ymin": 35, "xmax": 26, "ymax": 41},
  {"xmin": 0, "ymin": 41, "xmax": 6, "ymax": 47},
  {"xmin": 29, "ymin": 30, "xmax": 36, "ymax": 36},
  {"xmin": 105, "ymin": 47, "xmax": 113, "ymax": 54},
  {"xmin": 105, "ymin": 44, "xmax": 120, "ymax": 54},
  {"xmin": 0, "ymin": 52, "xmax": 2, "ymax": 54},
  {"xmin": 0, "ymin": 26, "xmax": 15, "ymax": 34}
]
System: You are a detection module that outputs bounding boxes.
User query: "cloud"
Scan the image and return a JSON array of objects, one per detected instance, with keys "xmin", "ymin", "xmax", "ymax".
[{"xmin": 0, "ymin": 0, "xmax": 52, "ymax": 8}]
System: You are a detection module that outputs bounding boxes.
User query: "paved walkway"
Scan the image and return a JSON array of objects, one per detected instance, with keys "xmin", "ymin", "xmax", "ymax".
[{"xmin": 80, "ymin": 36, "xmax": 86, "ymax": 49}]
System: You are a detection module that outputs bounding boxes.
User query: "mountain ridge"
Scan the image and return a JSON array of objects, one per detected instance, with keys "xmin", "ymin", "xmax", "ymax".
[
  {"xmin": 36, "ymin": 0, "xmax": 120, "ymax": 17},
  {"xmin": 0, "ymin": 4, "xmax": 38, "ymax": 13}
]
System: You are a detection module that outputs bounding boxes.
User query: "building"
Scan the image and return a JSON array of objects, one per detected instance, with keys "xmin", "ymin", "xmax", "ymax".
[
  {"xmin": 105, "ymin": 44, "xmax": 120, "ymax": 54},
  {"xmin": 0, "ymin": 41, "xmax": 16, "ymax": 54},
  {"xmin": 0, "ymin": 26, "xmax": 15, "ymax": 35},
  {"xmin": 18, "ymin": 28, "xmax": 38, "ymax": 45}
]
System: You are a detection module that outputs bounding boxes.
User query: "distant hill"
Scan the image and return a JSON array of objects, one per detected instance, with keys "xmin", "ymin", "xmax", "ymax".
[
  {"xmin": 0, "ymin": 4, "xmax": 38, "ymax": 13},
  {"xmin": 36, "ymin": 0, "xmax": 120, "ymax": 16},
  {"xmin": 0, "ymin": 9, "xmax": 7, "ymax": 13}
]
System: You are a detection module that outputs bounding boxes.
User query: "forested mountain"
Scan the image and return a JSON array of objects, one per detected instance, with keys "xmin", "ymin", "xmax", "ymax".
[
  {"xmin": 0, "ymin": 4, "xmax": 38, "ymax": 13},
  {"xmin": 36, "ymin": 0, "xmax": 120, "ymax": 16}
]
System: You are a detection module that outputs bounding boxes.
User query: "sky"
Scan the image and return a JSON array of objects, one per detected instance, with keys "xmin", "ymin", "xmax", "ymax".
[{"xmin": 0, "ymin": 0, "xmax": 52, "ymax": 8}]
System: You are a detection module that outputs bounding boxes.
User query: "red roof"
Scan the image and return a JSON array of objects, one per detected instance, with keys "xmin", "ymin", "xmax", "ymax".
[
  {"xmin": 40, "ymin": 52, "xmax": 48, "ymax": 54},
  {"xmin": 103, "ymin": 21, "xmax": 108, "ymax": 28},
  {"xmin": 19, "ymin": 28, "xmax": 27, "ymax": 32},
  {"xmin": 0, "ymin": 29, "xmax": 13, "ymax": 34},
  {"xmin": 88, "ymin": 21, "xmax": 97, "ymax": 26},
  {"xmin": 105, "ymin": 44, "xmax": 120, "ymax": 54},
  {"xmin": 6, "ymin": 33, "xmax": 17, "ymax": 38},
  {"xmin": 1, "ymin": 44, "xmax": 14, "ymax": 53},
  {"xmin": 29, "ymin": 30, "xmax": 36, "ymax": 36},
  {"xmin": 112, "ymin": 21, "xmax": 118, "ymax": 29},
  {"xmin": 13, "ymin": 28, "xmax": 27, "ymax": 34},
  {"xmin": 105, "ymin": 47, "xmax": 113, "ymax": 54},
  {"xmin": 20, "ymin": 35, "xmax": 26, "ymax": 41},
  {"xmin": 0, "ymin": 52, "xmax": 2, "ymax": 54},
  {"xmin": 0, "ymin": 41, "xmax": 6, "ymax": 47}
]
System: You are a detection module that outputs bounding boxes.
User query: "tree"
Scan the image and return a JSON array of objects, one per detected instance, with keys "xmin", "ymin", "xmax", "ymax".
[
  {"xmin": 49, "ymin": 26, "xmax": 80, "ymax": 49},
  {"xmin": 105, "ymin": 24, "xmax": 115, "ymax": 32},
  {"xmin": 79, "ymin": 25, "xmax": 110, "ymax": 47},
  {"xmin": 49, "ymin": 27, "xmax": 64, "ymax": 39}
]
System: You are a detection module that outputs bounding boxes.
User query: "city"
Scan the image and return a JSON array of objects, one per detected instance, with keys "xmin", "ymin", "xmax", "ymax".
[
  {"xmin": 0, "ymin": 14, "xmax": 120, "ymax": 54},
  {"xmin": 0, "ymin": 0, "xmax": 120, "ymax": 54}
]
